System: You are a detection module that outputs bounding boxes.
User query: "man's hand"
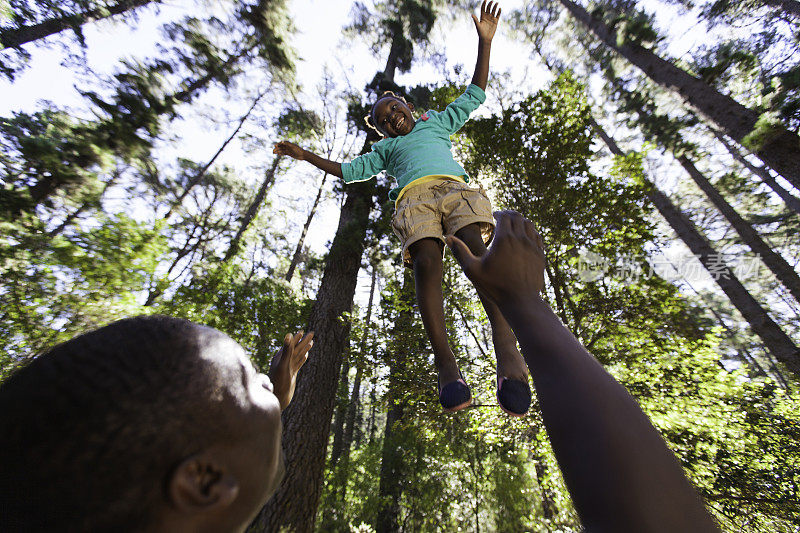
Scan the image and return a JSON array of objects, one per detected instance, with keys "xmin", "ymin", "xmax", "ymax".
[
  {"xmin": 269, "ymin": 330, "xmax": 314, "ymax": 411},
  {"xmin": 446, "ymin": 210, "xmax": 545, "ymax": 304},
  {"xmin": 472, "ymin": 0, "xmax": 501, "ymax": 43},
  {"xmin": 273, "ymin": 141, "xmax": 306, "ymax": 161}
]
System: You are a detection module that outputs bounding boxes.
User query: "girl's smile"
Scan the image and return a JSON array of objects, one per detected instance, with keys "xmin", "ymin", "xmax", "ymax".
[{"xmin": 373, "ymin": 96, "xmax": 416, "ymax": 137}]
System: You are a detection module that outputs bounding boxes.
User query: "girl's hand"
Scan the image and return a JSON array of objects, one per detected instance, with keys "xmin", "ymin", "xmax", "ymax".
[
  {"xmin": 472, "ymin": 1, "xmax": 501, "ymax": 43},
  {"xmin": 273, "ymin": 140, "xmax": 306, "ymax": 160},
  {"xmin": 269, "ymin": 330, "xmax": 314, "ymax": 411}
]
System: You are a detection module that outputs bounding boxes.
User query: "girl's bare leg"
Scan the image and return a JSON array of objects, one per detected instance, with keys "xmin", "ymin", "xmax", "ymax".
[
  {"xmin": 409, "ymin": 238, "xmax": 461, "ymax": 384},
  {"xmin": 454, "ymin": 223, "xmax": 528, "ymax": 382}
]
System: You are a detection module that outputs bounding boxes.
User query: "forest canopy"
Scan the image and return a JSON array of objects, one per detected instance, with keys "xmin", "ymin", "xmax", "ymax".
[{"xmin": 1, "ymin": 0, "xmax": 799, "ymax": 531}]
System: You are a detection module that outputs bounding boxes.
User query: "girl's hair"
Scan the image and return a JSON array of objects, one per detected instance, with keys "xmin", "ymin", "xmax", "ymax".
[{"xmin": 364, "ymin": 91, "xmax": 411, "ymax": 136}]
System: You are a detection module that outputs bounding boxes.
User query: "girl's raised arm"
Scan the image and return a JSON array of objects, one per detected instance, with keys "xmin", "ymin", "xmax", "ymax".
[{"xmin": 470, "ymin": 1, "xmax": 501, "ymax": 91}]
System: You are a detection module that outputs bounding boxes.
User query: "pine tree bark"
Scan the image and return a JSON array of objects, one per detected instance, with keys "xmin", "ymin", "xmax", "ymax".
[
  {"xmin": 165, "ymin": 89, "xmax": 267, "ymax": 220},
  {"xmin": 675, "ymin": 153, "xmax": 800, "ymax": 304},
  {"xmin": 223, "ymin": 157, "xmax": 280, "ymax": 262},
  {"xmin": 533, "ymin": 455, "xmax": 556, "ymax": 520},
  {"xmin": 376, "ymin": 274, "xmax": 414, "ymax": 533},
  {"xmin": 375, "ymin": 389, "xmax": 405, "ymax": 533},
  {"xmin": 328, "ymin": 355, "xmax": 351, "ymax": 467},
  {"xmin": 251, "ymin": 29, "xmax": 408, "ymax": 532},
  {"xmin": 340, "ymin": 267, "xmax": 377, "ymax": 467},
  {"xmin": 594, "ymin": 122, "xmax": 800, "ymax": 378},
  {"xmin": 710, "ymin": 129, "xmax": 800, "ymax": 216},
  {"xmin": 284, "ymin": 172, "xmax": 329, "ymax": 282},
  {"xmin": 0, "ymin": 0, "xmax": 155, "ymax": 49},
  {"xmin": 560, "ymin": 0, "xmax": 800, "ymax": 189}
]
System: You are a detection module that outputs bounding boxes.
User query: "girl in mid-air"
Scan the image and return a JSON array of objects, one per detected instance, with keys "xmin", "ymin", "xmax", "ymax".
[{"xmin": 273, "ymin": 1, "xmax": 530, "ymax": 415}]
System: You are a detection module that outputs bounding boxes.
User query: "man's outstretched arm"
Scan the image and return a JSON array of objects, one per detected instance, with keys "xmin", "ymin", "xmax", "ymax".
[{"xmin": 447, "ymin": 212, "xmax": 719, "ymax": 532}]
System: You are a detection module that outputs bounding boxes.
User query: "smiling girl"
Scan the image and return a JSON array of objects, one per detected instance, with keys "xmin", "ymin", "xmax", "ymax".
[{"xmin": 273, "ymin": 1, "xmax": 530, "ymax": 416}]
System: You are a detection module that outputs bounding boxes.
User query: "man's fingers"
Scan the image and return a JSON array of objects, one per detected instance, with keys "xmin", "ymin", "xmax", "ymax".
[
  {"xmin": 296, "ymin": 332, "xmax": 314, "ymax": 356},
  {"xmin": 522, "ymin": 217, "xmax": 542, "ymax": 248},
  {"xmin": 446, "ymin": 235, "xmax": 479, "ymax": 275},
  {"xmin": 471, "ymin": 13, "xmax": 479, "ymax": 28},
  {"xmin": 492, "ymin": 210, "xmax": 513, "ymax": 240}
]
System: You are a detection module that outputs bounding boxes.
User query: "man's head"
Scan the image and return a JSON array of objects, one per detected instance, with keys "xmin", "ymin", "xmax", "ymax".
[
  {"xmin": 366, "ymin": 91, "xmax": 416, "ymax": 138},
  {"xmin": 0, "ymin": 315, "xmax": 284, "ymax": 532}
]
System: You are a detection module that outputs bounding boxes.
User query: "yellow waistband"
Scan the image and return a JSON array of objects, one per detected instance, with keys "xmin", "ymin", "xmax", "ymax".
[{"xmin": 394, "ymin": 175, "xmax": 466, "ymax": 208}]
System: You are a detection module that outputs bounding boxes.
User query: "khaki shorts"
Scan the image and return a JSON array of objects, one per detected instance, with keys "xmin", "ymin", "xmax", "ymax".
[{"xmin": 391, "ymin": 179, "xmax": 495, "ymax": 266}]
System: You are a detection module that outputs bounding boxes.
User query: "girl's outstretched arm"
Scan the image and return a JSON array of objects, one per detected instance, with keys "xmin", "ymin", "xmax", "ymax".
[
  {"xmin": 470, "ymin": 1, "xmax": 501, "ymax": 91},
  {"xmin": 273, "ymin": 141, "xmax": 343, "ymax": 178}
]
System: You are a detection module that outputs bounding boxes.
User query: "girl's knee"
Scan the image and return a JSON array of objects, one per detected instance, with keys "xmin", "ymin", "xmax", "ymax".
[
  {"xmin": 410, "ymin": 239, "xmax": 443, "ymax": 271},
  {"xmin": 454, "ymin": 224, "xmax": 487, "ymax": 255}
]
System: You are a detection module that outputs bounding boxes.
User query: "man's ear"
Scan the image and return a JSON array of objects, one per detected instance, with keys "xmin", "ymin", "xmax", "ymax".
[
  {"xmin": 168, "ymin": 451, "xmax": 239, "ymax": 512},
  {"xmin": 408, "ymin": 102, "xmax": 415, "ymax": 111}
]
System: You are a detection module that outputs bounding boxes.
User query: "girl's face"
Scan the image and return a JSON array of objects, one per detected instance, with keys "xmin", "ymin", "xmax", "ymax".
[{"xmin": 372, "ymin": 97, "xmax": 415, "ymax": 137}]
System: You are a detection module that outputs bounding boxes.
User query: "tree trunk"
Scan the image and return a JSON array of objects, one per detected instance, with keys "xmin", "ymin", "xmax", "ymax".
[
  {"xmin": 165, "ymin": 89, "xmax": 267, "ymax": 220},
  {"xmin": 376, "ymin": 274, "xmax": 414, "ymax": 533},
  {"xmin": 612, "ymin": 83, "xmax": 800, "ymax": 295},
  {"xmin": 251, "ymin": 29, "xmax": 408, "ymax": 531},
  {"xmin": 0, "ymin": 0, "xmax": 155, "ymax": 49},
  {"xmin": 762, "ymin": 0, "xmax": 800, "ymax": 16},
  {"xmin": 341, "ymin": 267, "xmax": 377, "ymax": 463},
  {"xmin": 328, "ymin": 354, "xmax": 351, "ymax": 467},
  {"xmin": 647, "ymin": 185, "xmax": 800, "ymax": 377},
  {"xmin": 560, "ymin": 0, "xmax": 800, "ymax": 188},
  {"xmin": 251, "ymin": 175, "xmax": 378, "ymax": 532},
  {"xmin": 375, "ymin": 387, "xmax": 405, "ymax": 533},
  {"xmin": 675, "ymin": 153, "xmax": 800, "ymax": 304},
  {"xmin": 367, "ymin": 386, "xmax": 378, "ymax": 444},
  {"xmin": 710, "ymin": 128, "xmax": 800, "ymax": 216},
  {"xmin": 533, "ymin": 454, "xmax": 556, "ymax": 520},
  {"xmin": 222, "ymin": 158, "xmax": 280, "ymax": 262},
  {"xmin": 594, "ymin": 121, "xmax": 800, "ymax": 378},
  {"xmin": 47, "ymin": 170, "xmax": 120, "ymax": 237},
  {"xmin": 284, "ymin": 172, "xmax": 329, "ymax": 282}
]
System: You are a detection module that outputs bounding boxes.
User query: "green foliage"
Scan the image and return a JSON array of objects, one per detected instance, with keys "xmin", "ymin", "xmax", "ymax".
[
  {"xmin": 0, "ymin": 109, "xmax": 113, "ymax": 216},
  {"xmin": 0, "ymin": 212, "xmax": 167, "ymax": 374},
  {"xmin": 346, "ymin": 0, "xmax": 441, "ymax": 74},
  {"xmin": 276, "ymin": 108, "xmax": 324, "ymax": 140},
  {"xmin": 166, "ymin": 266, "xmax": 311, "ymax": 370},
  {"xmin": 612, "ymin": 335, "xmax": 800, "ymax": 530},
  {"xmin": 742, "ymin": 111, "xmax": 784, "ymax": 152}
]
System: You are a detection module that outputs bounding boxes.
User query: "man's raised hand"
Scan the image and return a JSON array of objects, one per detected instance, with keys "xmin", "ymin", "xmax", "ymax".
[
  {"xmin": 269, "ymin": 330, "xmax": 314, "ymax": 411},
  {"xmin": 446, "ymin": 211, "xmax": 545, "ymax": 305},
  {"xmin": 472, "ymin": 0, "xmax": 501, "ymax": 42}
]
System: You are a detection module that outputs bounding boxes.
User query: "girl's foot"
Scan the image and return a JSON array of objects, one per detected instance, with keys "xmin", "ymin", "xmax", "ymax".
[
  {"xmin": 496, "ymin": 376, "xmax": 531, "ymax": 416},
  {"xmin": 438, "ymin": 370, "xmax": 472, "ymax": 412}
]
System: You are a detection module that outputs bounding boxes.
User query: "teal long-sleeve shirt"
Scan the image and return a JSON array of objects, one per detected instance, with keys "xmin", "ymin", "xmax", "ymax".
[{"xmin": 341, "ymin": 84, "xmax": 486, "ymax": 202}]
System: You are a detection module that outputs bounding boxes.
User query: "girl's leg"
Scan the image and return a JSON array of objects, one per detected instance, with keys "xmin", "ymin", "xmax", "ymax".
[
  {"xmin": 453, "ymin": 223, "xmax": 529, "ymax": 382},
  {"xmin": 409, "ymin": 237, "xmax": 461, "ymax": 385}
]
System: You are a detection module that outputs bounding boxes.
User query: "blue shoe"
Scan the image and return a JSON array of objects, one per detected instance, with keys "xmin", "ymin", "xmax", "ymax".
[
  {"xmin": 497, "ymin": 376, "xmax": 531, "ymax": 417},
  {"xmin": 438, "ymin": 371, "xmax": 472, "ymax": 412}
]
